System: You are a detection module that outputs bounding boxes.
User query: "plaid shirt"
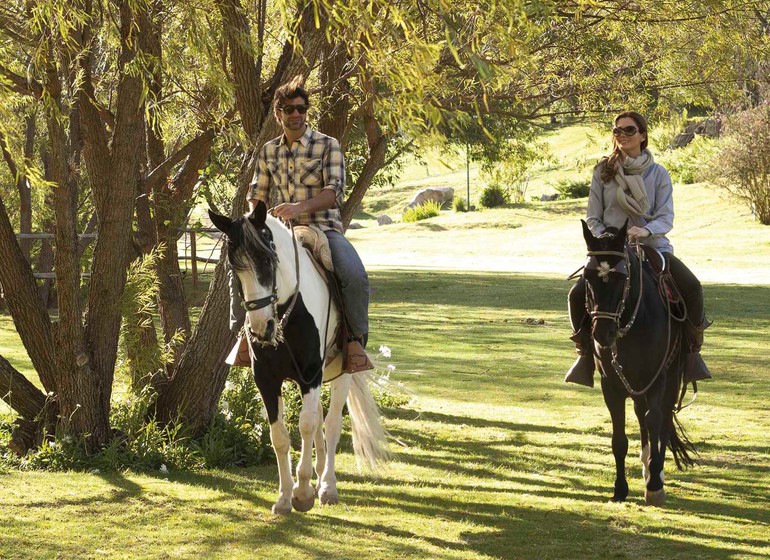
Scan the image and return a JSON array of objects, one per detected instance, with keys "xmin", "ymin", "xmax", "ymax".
[{"xmin": 248, "ymin": 127, "xmax": 346, "ymax": 233}]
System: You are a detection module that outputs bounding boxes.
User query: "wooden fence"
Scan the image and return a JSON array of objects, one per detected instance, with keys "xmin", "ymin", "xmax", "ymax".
[{"xmin": 12, "ymin": 228, "xmax": 222, "ymax": 288}]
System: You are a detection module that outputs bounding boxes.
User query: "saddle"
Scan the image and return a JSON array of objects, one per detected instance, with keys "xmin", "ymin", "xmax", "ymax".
[
  {"xmin": 294, "ymin": 224, "xmax": 334, "ymax": 274},
  {"xmin": 639, "ymin": 245, "xmax": 685, "ymax": 313}
]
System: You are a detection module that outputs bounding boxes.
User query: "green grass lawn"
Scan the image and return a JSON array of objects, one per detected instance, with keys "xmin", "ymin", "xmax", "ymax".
[{"xmin": 2, "ymin": 125, "xmax": 769, "ymax": 559}]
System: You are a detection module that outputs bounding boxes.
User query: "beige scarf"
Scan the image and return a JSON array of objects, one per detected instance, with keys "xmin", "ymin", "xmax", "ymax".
[{"xmin": 615, "ymin": 149, "xmax": 654, "ymax": 219}]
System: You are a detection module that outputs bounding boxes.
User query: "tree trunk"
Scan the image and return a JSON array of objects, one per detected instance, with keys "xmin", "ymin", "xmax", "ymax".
[
  {"xmin": 318, "ymin": 44, "xmax": 351, "ymax": 144},
  {"xmin": 341, "ymin": 75, "xmax": 389, "ymax": 230},
  {"xmin": 0, "ymin": 355, "xmax": 57, "ymax": 455},
  {"xmin": 0, "ymin": 179, "xmax": 56, "ymax": 394},
  {"xmin": 154, "ymin": 259, "xmax": 234, "ymax": 430}
]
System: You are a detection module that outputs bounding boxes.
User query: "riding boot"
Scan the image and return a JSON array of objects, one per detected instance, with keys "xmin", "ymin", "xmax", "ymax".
[
  {"xmin": 684, "ymin": 319, "xmax": 712, "ymax": 383},
  {"xmin": 225, "ymin": 335, "xmax": 252, "ymax": 367},
  {"xmin": 564, "ymin": 328, "xmax": 595, "ymax": 388},
  {"xmin": 343, "ymin": 337, "xmax": 374, "ymax": 373}
]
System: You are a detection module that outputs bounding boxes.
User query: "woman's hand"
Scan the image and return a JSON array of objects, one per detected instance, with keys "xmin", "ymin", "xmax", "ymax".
[{"xmin": 627, "ymin": 226, "xmax": 651, "ymax": 240}]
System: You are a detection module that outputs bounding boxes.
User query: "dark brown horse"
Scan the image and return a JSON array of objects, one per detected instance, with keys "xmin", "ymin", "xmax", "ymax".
[{"xmin": 579, "ymin": 220, "xmax": 696, "ymax": 505}]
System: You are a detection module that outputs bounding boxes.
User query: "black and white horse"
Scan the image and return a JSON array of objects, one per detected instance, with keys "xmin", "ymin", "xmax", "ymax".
[
  {"xmin": 210, "ymin": 202, "xmax": 389, "ymax": 514},
  {"xmin": 579, "ymin": 220, "xmax": 696, "ymax": 505}
]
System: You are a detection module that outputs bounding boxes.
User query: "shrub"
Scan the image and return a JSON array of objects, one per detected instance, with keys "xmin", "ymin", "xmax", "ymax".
[
  {"xmin": 453, "ymin": 197, "xmax": 468, "ymax": 212},
  {"xmin": 554, "ymin": 178, "xmax": 591, "ymax": 199},
  {"xmin": 478, "ymin": 184, "xmax": 510, "ymax": 208},
  {"xmin": 402, "ymin": 200, "xmax": 441, "ymax": 222},
  {"xmin": 709, "ymin": 104, "xmax": 770, "ymax": 225},
  {"xmin": 0, "ymin": 358, "xmax": 409, "ymax": 472},
  {"xmin": 656, "ymin": 135, "xmax": 718, "ymax": 185}
]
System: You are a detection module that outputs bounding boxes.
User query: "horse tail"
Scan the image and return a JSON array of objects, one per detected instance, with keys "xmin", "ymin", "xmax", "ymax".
[
  {"xmin": 347, "ymin": 371, "xmax": 392, "ymax": 470},
  {"xmin": 668, "ymin": 412, "xmax": 698, "ymax": 469}
]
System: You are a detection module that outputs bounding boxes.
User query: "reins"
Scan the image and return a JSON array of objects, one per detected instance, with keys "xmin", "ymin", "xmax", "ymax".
[
  {"xmin": 585, "ymin": 241, "xmax": 680, "ymax": 397},
  {"xmin": 243, "ymin": 219, "xmax": 333, "ymax": 387}
]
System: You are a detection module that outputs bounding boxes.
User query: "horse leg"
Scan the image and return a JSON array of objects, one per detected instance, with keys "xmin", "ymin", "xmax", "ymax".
[
  {"xmin": 291, "ymin": 386, "xmax": 321, "ymax": 513},
  {"xmin": 643, "ymin": 392, "xmax": 666, "ymax": 506},
  {"xmin": 266, "ymin": 394, "xmax": 294, "ymax": 514},
  {"xmin": 601, "ymin": 380, "xmax": 629, "ymax": 502},
  {"xmin": 319, "ymin": 373, "xmax": 352, "ymax": 505},
  {"xmin": 313, "ymin": 399, "xmax": 326, "ymax": 482},
  {"xmin": 633, "ymin": 399, "xmax": 651, "ymax": 483}
]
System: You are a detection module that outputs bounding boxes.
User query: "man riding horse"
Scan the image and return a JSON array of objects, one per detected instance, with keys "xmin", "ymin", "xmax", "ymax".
[{"xmin": 229, "ymin": 77, "xmax": 372, "ymax": 373}]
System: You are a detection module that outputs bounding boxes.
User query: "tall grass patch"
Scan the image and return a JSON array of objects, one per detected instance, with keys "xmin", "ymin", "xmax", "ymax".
[{"xmin": 402, "ymin": 200, "xmax": 441, "ymax": 222}]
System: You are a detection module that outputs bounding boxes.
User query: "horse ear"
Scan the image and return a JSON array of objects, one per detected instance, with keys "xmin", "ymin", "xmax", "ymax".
[
  {"xmin": 208, "ymin": 209, "xmax": 232, "ymax": 234},
  {"xmin": 581, "ymin": 219, "xmax": 595, "ymax": 247},
  {"xmin": 248, "ymin": 200, "xmax": 267, "ymax": 228}
]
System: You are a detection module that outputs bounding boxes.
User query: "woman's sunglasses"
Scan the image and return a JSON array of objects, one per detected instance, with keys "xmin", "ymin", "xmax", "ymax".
[
  {"xmin": 612, "ymin": 125, "xmax": 639, "ymax": 137},
  {"xmin": 279, "ymin": 105, "xmax": 308, "ymax": 115}
]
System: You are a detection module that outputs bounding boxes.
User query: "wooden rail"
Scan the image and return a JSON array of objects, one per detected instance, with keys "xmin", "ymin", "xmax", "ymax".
[{"xmin": 14, "ymin": 229, "xmax": 222, "ymax": 287}]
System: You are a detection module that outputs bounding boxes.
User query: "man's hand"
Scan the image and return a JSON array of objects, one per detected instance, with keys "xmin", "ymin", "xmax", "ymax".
[
  {"xmin": 627, "ymin": 226, "xmax": 651, "ymax": 240},
  {"xmin": 271, "ymin": 202, "xmax": 304, "ymax": 221}
]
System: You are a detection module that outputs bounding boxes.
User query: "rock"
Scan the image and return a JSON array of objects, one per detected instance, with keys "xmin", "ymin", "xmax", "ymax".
[
  {"xmin": 377, "ymin": 214, "xmax": 393, "ymax": 226},
  {"xmin": 670, "ymin": 132, "xmax": 694, "ymax": 149},
  {"xmin": 540, "ymin": 193, "xmax": 559, "ymax": 201},
  {"xmin": 405, "ymin": 187, "xmax": 455, "ymax": 210},
  {"xmin": 347, "ymin": 222, "xmax": 364, "ymax": 229}
]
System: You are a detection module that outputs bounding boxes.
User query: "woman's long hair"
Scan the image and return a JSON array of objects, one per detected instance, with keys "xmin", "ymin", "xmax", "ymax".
[{"xmin": 599, "ymin": 111, "xmax": 649, "ymax": 183}]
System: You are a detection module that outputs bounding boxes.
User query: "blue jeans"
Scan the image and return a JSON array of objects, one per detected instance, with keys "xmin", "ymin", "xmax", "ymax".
[{"xmin": 229, "ymin": 231, "xmax": 369, "ymax": 339}]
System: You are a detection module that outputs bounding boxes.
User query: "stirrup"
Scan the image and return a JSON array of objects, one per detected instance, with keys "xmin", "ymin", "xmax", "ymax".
[{"xmin": 343, "ymin": 339, "xmax": 374, "ymax": 373}]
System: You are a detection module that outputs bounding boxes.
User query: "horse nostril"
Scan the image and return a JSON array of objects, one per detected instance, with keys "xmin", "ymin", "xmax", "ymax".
[{"xmin": 265, "ymin": 319, "xmax": 275, "ymax": 339}]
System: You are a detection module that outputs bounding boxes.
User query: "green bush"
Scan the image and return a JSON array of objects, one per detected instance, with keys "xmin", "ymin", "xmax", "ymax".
[
  {"xmin": 478, "ymin": 184, "xmax": 510, "ymax": 208},
  {"xmin": 453, "ymin": 197, "xmax": 468, "ymax": 212},
  {"xmin": 0, "ymin": 359, "xmax": 409, "ymax": 472},
  {"xmin": 402, "ymin": 200, "xmax": 441, "ymax": 222},
  {"xmin": 554, "ymin": 178, "xmax": 591, "ymax": 199},
  {"xmin": 657, "ymin": 135, "xmax": 718, "ymax": 185}
]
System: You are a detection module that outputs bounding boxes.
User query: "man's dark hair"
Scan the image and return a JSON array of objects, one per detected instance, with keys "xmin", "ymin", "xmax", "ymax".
[{"xmin": 273, "ymin": 76, "xmax": 310, "ymax": 110}]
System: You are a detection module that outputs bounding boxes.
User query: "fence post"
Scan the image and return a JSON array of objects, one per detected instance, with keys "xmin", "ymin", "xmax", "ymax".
[{"xmin": 189, "ymin": 230, "xmax": 198, "ymax": 288}]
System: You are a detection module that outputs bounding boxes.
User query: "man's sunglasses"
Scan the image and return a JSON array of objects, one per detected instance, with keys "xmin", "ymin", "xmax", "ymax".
[
  {"xmin": 279, "ymin": 105, "xmax": 308, "ymax": 115},
  {"xmin": 612, "ymin": 125, "xmax": 639, "ymax": 137}
]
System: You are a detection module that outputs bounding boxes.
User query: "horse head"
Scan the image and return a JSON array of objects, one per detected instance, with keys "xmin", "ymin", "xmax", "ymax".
[
  {"xmin": 210, "ymin": 201, "xmax": 281, "ymax": 343},
  {"xmin": 581, "ymin": 219, "xmax": 630, "ymax": 349}
]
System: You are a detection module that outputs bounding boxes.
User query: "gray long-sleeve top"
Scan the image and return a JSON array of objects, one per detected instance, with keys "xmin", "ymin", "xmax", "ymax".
[{"xmin": 586, "ymin": 161, "xmax": 675, "ymax": 254}]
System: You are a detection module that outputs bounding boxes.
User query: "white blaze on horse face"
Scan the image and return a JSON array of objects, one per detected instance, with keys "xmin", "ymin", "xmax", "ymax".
[{"xmin": 236, "ymin": 267, "xmax": 274, "ymax": 339}]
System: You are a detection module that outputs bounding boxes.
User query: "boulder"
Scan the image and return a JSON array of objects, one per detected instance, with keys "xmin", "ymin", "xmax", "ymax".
[
  {"xmin": 406, "ymin": 186, "xmax": 455, "ymax": 210},
  {"xmin": 377, "ymin": 214, "xmax": 393, "ymax": 226},
  {"xmin": 347, "ymin": 222, "xmax": 364, "ymax": 230},
  {"xmin": 540, "ymin": 193, "xmax": 559, "ymax": 202}
]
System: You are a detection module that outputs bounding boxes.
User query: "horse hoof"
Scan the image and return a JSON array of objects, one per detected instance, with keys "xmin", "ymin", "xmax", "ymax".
[
  {"xmin": 291, "ymin": 495, "xmax": 315, "ymax": 513},
  {"xmin": 644, "ymin": 488, "xmax": 666, "ymax": 506},
  {"xmin": 319, "ymin": 489, "xmax": 339, "ymax": 506},
  {"xmin": 271, "ymin": 501, "xmax": 292, "ymax": 515}
]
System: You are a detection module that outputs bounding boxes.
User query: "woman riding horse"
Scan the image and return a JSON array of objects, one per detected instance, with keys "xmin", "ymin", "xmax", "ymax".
[{"xmin": 566, "ymin": 111, "xmax": 711, "ymax": 387}]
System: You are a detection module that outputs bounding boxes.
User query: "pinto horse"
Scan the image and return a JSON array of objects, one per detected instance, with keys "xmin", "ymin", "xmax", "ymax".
[
  {"xmin": 209, "ymin": 202, "xmax": 389, "ymax": 514},
  {"xmin": 579, "ymin": 220, "xmax": 695, "ymax": 505}
]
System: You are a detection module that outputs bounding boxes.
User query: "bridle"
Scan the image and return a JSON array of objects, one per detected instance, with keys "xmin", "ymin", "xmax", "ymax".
[
  {"xmin": 235, "ymin": 221, "xmax": 301, "ymax": 336},
  {"xmin": 584, "ymin": 242, "xmax": 645, "ymax": 338},
  {"xmin": 584, "ymin": 241, "xmax": 678, "ymax": 397},
  {"xmin": 237, "ymin": 219, "xmax": 332, "ymax": 387}
]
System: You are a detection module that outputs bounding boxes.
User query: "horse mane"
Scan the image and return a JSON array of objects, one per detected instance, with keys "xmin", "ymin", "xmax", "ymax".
[{"xmin": 225, "ymin": 215, "xmax": 274, "ymax": 274}]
